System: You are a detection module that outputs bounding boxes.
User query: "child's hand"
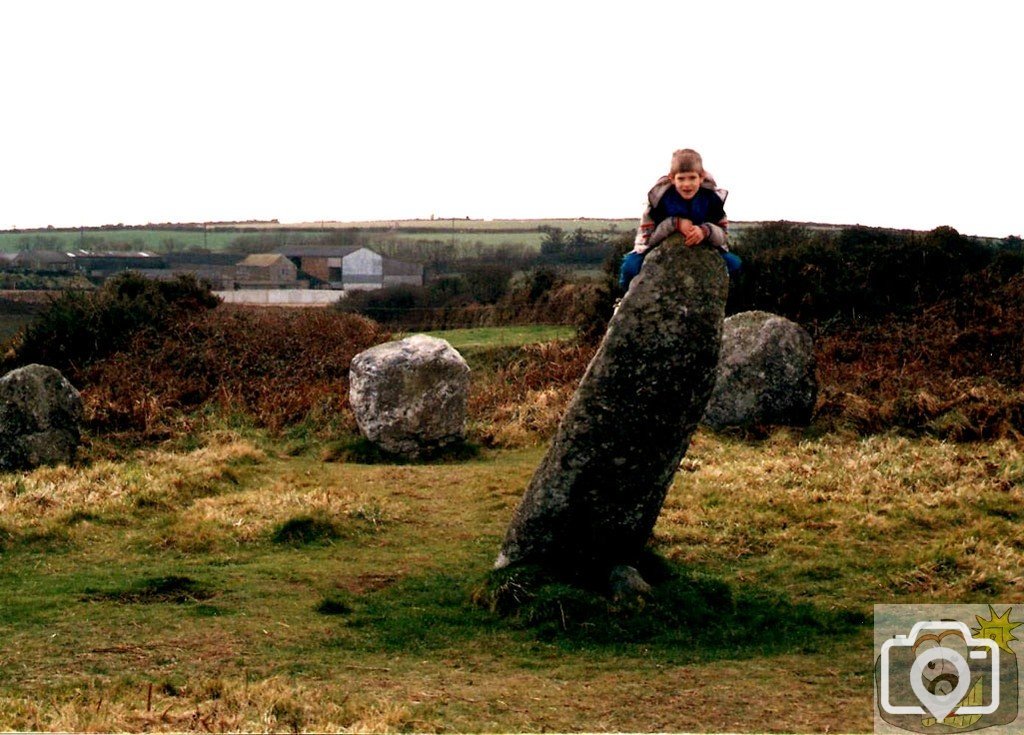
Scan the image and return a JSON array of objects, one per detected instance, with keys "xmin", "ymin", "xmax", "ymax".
[
  {"xmin": 650, "ymin": 218, "xmax": 706, "ymax": 248},
  {"xmin": 676, "ymin": 219, "xmax": 706, "ymax": 246},
  {"xmin": 649, "ymin": 217, "xmax": 681, "ymax": 246}
]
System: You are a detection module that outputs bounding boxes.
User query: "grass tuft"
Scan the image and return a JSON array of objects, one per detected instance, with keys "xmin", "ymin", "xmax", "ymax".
[
  {"xmin": 320, "ymin": 435, "xmax": 482, "ymax": 464},
  {"xmin": 271, "ymin": 514, "xmax": 342, "ymax": 546},
  {"xmin": 315, "ymin": 594, "xmax": 354, "ymax": 616}
]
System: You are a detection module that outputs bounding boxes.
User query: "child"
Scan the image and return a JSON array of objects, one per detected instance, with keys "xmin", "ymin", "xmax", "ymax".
[{"xmin": 619, "ymin": 148, "xmax": 740, "ymax": 293}]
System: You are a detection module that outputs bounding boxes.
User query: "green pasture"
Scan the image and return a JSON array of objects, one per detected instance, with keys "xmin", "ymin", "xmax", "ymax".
[
  {"xmin": 329, "ymin": 218, "xmax": 635, "ymax": 232},
  {"xmin": 388, "ymin": 230, "xmax": 546, "ymax": 250},
  {"xmin": 0, "ymin": 230, "xmax": 321, "ymax": 255},
  {"xmin": 396, "ymin": 324, "xmax": 576, "ymax": 352},
  {"xmin": 0, "ymin": 219, "xmax": 635, "ymax": 256}
]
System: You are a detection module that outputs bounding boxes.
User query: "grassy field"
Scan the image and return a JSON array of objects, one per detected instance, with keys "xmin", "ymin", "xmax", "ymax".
[
  {"xmin": 389, "ymin": 230, "xmax": 547, "ymax": 249},
  {"xmin": 396, "ymin": 325, "xmax": 576, "ymax": 352},
  {"xmin": 295, "ymin": 218, "xmax": 636, "ymax": 232},
  {"xmin": 2, "ymin": 420, "xmax": 1022, "ymax": 732},
  {"xmin": 0, "ymin": 219, "xmax": 636, "ymax": 256},
  {"xmin": 0, "ymin": 229, "xmax": 264, "ymax": 254}
]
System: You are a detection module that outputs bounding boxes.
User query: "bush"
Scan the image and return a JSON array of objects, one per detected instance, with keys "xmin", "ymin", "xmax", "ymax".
[
  {"xmin": 521, "ymin": 266, "xmax": 566, "ymax": 303},
  {"xmin": 469, "ymin": 340, "xmax": 595, "ymax": 447},
  {"xmin": 462, "ymin": 262, "xmax": 514, "ymax": 304},
  {"xmin": 569, "ymin": 233, "xmax": 632, "ymax": 343},
  {"xmin": 3, "ymin": 272, "xmax": 219, "ymax": 377},
  {"xmin": 538, "ymin": 227, "xmax": 615, "ymax": 266},
  {"xmin": 728, "ymin": 223, "xmax": 999, "ymax": 322},
  {"xmin": 335, "ymin": 267, "xmax": 589, "ymax": 331}
]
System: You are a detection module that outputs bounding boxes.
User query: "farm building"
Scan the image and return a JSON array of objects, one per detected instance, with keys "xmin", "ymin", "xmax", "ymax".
[
  {"xmin": 277, "ymin": 245, "xmax": 352, "ymax": 286},
  {"xmin": 340, "ymin": 248, "xmax": 383, "ymax": 291},
  {"xmin": 235, "ymin": 253, "xmax": 302, "ymax": 287},
  {"xmin": 275, "ymin": 245, "xmax": 423, "ymax": 290},
  {"xmin": 3, "ymin": 250, "xmax": 76, "ymax": 272},
  {"xmin": 163, "ymin": 252, "xmax": 247, "ymax": 290},
  {"xmin": 130, "ymin": 266, "xmax": 235, "ymax": 290},
  {"xmin": 67, "ymin": 251, "xmax": 162, "ymax": 278},
  {"xmin": 165, "ymin": 252, "xmax": 247, "ymax": 269}
]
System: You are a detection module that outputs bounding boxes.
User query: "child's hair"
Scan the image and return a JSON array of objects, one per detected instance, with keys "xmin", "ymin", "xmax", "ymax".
[{"xmin": 669, "ymin": 148, "xmax": 704, "ymax": 175}]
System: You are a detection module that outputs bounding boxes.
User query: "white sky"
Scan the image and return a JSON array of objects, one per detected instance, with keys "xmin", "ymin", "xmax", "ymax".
[{"xmin": 2, "ymin": 0, "xmax": 1021, "ymax": 238}]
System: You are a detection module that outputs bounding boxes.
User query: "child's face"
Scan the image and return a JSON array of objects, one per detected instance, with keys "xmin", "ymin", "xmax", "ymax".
[{"xmin": 671, "ymin": 170, "xmax": 704, "ymax": 200}]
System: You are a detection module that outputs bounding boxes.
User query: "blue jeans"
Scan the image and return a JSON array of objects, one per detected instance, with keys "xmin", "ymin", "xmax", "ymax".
[{"xmin": 618, "ymin": 250, "xmax": 742, "ymax": 292}]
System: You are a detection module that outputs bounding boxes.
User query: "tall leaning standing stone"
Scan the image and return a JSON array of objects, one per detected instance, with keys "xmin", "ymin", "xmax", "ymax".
[
  {"xmin": 495, "ymin": 236, "xmax": 728, "ymax": 580},
  {"xmin": 0, "ymin": 364, "xmax": 83, "ymax": 471}
]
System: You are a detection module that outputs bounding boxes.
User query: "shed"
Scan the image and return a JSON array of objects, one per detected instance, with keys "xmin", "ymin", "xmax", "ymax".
[
  {"xmin": 67, "ymin": 251, "xmax": 164, "ymax": 277},
  {"xmin": 9, "ymin": 250, "xmax": 76, "ymax": 272}
]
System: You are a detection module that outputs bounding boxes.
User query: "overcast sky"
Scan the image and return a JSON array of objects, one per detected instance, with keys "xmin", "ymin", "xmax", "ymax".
[{"xmin": 2, "ymin": 1, "xmax": 1021, "ymax": 237}]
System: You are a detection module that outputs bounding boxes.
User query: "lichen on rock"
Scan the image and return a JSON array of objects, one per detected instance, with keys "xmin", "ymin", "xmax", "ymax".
[
  {"xmin": 495, "ymin": 236, "xmax": 728, "ymax": 579},
  {"xmin": 349, "ymin": 334, "xmax": 470, "ymax": 458},
  {"xmin": 703, "ymin": 310, "xmax": 817, "ymax": 430},
  {"xmin": 0, "ymin": 364, "xmax": 83, "ymax": 471}
]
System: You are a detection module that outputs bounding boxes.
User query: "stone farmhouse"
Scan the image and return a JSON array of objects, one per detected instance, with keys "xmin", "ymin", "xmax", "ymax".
[{"xmin": 236, "ymin": 253, "xmax": 303, "ymax": 288}]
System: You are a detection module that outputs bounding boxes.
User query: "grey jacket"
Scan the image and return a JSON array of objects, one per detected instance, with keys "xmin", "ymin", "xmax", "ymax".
[{"xmin": 633, "ymin": 174, "xmax": 730, "ymax": 254}]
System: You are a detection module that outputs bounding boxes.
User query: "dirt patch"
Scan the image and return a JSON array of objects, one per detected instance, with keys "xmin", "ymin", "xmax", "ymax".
[
  {"xmin": 83, "ymin": 575, "xmax": 216, "ymax": 604},
  {"xmin": 336, "ymin": 572, "xmax": 400, "ymax": 595}
]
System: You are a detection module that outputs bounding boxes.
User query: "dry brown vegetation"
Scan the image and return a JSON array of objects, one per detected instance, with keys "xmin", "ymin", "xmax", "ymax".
[
  {"xmin": 465, "ymin": 269, "xmax": 1024, "ymax": 447},
  {"xmin": 467, "ymin": 341, "xmax": 596, "ymax": 447},
  {"xmin": 55, "ymin": 270, "xmax": 1024, "ymax": 448},
  {"xmin": 816, "ymin": 270, "xmax": 1024, "ymax": 439},
  {"xmin": 6, "ymin": 244, "xmax": 1022, "ymax": 448},
  {"xmin": 80, "ymin": 305, "xmax": 388, "ymax": 436}
]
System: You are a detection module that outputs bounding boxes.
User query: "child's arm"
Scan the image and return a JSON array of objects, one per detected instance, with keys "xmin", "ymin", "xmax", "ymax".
[
  {"xmin": 694, "ymin": 217, "xmax": 729, "ymax": 249},
  {"xmin": 633, "ymin": 206, "xmax": 658, "ymax": 253},
  {"xmin": 701, "ymin": 196, "xmax": 730, "ymax": 250},
  {"xmin": 646, "ymin": 214, "xmax": 728, "ymax": 249}
]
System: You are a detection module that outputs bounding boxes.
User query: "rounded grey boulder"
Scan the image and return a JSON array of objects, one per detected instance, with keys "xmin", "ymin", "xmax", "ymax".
[
  {"xmin": 349, "ymin": 334, "xmax": 470, "ymax": 458},
  {"xmin": 703, "ymin": 310, "xmax": 817, "ymax": 430},
  {"xmin": 0, "ymin": 364, "xmax": 84, "ymax": 471}
]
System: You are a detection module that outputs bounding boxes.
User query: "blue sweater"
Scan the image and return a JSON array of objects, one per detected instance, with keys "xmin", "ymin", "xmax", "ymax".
[{"xmin": 650, "ymin": 185, "xmax": 724, "ymax": 227}]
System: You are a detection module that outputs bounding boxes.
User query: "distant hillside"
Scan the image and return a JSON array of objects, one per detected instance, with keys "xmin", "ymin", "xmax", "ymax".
[{"xmin": 0, "ymin": 219, "xmax": 1010, "ymax": 255}]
